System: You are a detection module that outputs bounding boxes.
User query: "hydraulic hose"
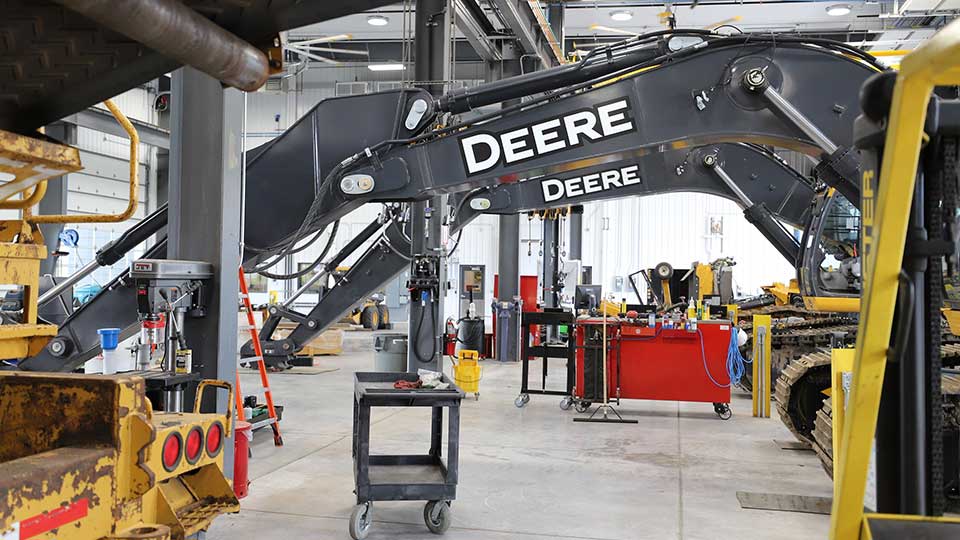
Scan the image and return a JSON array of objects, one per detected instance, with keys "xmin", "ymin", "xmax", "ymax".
[
  {"xmin": 435, "ymin": 30, "xmax": 883, "ymax": 114},
  {"xmin": 413, "ymin": 292, "xmax": 438, "ymax": 364},
  {"xmin": 256, "ymin": 220, "xmax": 340, "ymax": 280}
]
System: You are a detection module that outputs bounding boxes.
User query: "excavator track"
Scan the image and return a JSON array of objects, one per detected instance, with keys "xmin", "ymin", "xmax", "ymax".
[
  {"xmin": 774, "ymin": 349, "xmax": 833, "ymax": 447},
  {"xmin": 738, "ymin": 317, "xmax": 857, "ymax": 393},
  {"xmin": 796, "ymin": 346, "xmax": 960, "ymax": 478},
  {"xmin": 814, "ymin": 396, "xmax": 834, "ymax": 476}
]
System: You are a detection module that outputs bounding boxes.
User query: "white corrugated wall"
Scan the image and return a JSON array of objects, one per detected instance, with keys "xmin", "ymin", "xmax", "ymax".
[{"xmin": 579, "ymin": 193, "xmax": 797, "ymax": 303}]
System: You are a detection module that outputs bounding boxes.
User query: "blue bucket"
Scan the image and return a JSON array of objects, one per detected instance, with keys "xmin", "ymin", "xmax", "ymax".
[{"xmin": 97, "ymin": 328, "xmax": 121, "ymax": 351}]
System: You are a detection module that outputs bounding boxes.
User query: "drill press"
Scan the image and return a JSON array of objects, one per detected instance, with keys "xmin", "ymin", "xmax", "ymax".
[{"xmin": 131, "ymin": 259, "xmax": 213, "ymax": 411}]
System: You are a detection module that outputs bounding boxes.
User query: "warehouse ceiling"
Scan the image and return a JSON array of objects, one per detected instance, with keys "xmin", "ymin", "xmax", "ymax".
[
  {"xmin": 0, "ymin": 0, "xmax": 397, "ymax": 133},
  {"xmin": 284, "ymin": 0, "xmax": 956, "ymax": 67},
  {"xmin": 0, "ymin": 0, "xmax": 954, "ymax": 131}
]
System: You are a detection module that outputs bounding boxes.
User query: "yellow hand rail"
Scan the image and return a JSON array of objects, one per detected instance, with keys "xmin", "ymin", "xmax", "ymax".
[
  {"xmin": 0, "ymin": 180, "xmax": 47, "ymax": 210},
  {"xmin": 29, "ymin": 99, "xmax": 139, "ymax": 224},
  {"xmin": 829, "ymin": 18, "xmax": 960, "ymax": 540}
]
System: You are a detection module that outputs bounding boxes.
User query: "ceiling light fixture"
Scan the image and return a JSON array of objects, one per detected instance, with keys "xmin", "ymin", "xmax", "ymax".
[
  {"xmin": 609, "ymin": 10, "xmax": 633, "ymax": 22},
  {"xmin": 367, "ymin": 14, "xmax": 389, "ymax": 26},
  {"xmin": 368, "ymin": 63, "xmax": 405, "ymax": 72},
  {"xmin": 826, "ymin": 4, "xmax": 852, "ymax": 16}
]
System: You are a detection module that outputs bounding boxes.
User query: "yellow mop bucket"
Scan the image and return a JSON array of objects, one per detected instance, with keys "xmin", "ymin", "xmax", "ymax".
[{"xmin": 453, "ymin": 349, "xmax": 482, "ymax": 400}]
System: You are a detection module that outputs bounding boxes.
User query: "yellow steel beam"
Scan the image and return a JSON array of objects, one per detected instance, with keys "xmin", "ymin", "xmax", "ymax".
[{"xmin": 829, "ymin": 17, "xmax": 960, "ymax": 539}]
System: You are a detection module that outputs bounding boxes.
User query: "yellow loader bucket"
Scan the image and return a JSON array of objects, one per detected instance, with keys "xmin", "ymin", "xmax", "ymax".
[{"xmin": 453, "ymin": 350, "xmax": 482, "ymax": 399}]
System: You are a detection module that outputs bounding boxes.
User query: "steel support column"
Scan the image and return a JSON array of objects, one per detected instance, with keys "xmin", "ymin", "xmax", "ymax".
[
  {"xmin": 569, "ymin": 212, "xmax": 582, "ymax": 262},
  {"xmin": 167, "ymin": 67, "xmax": 242, "ymax": 476},
  {"xmin": 408, "ymin": 0, "xmax": 451, "ymax": 372},
  {"xmin": 494, "ymin": 45, "xmax": 523, "ymax": 361}
]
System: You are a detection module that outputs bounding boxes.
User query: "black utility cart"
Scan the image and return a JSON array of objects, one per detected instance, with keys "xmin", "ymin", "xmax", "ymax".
[
  {"xmin": 350, "ymin": 372, "xmax": 465, "ymax": 539},
  {"xmin": 515, "ymin": 309, "xmax": 576, "ymax": 409}
]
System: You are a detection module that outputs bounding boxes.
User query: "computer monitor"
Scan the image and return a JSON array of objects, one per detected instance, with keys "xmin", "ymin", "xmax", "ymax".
[{"xmin": 575, "ymin": 285, "xmax": 602, "ymax": 311}]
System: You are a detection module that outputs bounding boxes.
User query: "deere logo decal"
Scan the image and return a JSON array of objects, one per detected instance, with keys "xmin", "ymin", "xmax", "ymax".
[{"xmin": 459, "ymin": 98, "xmax": 635, "ymax": 176}]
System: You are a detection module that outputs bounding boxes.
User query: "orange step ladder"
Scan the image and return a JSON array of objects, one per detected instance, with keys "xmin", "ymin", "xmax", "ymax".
[{"xmin": 236, "ymin": 267, "xmax": 283, "ymax": 446}]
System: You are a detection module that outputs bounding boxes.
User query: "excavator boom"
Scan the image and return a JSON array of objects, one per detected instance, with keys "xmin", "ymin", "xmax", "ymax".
[{"xmin": 23, "ymin": 30, "xmax": 884, "ymax": 370}]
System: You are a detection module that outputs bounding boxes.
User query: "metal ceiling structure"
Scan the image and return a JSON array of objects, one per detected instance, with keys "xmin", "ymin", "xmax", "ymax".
[
  {"xmin": 0, "ymin": 0, "xmax": 398, "ymax": 133},
  {"xmin": 285, "ymin": 1, "xmax": 956, "ymax": 68}
]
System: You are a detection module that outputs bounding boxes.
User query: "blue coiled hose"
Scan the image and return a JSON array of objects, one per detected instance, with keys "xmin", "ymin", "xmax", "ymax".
[{"xmin": 700, "ymin": 327, "xmax": 751, "ymax": 388}]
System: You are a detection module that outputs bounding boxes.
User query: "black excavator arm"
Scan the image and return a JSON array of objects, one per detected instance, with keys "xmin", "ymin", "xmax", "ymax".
[
  {"xmin": 244, "ymin": 32, "xmax": 878, "ymax": 263},
  {"xmin": 451, "ymin": 142, "xmax": 813, "ymax": 265},
  {"xmin": 243, "ymin": 141, "xmax": 820, "ymax": 365},
  {"xmin": 24, "ymin": 31, "xmax": 884, "ymax": 371}
]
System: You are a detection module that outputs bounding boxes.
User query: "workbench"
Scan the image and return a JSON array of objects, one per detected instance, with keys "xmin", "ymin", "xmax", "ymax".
[{"xmin": 574, "ymin": 318, "xmax": 733, "ymax": 418}]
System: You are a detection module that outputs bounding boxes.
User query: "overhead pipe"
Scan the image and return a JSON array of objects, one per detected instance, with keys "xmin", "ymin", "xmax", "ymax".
[{"xmin": 54, "ymin": 0, "xmax": 269, "ymax": 91}]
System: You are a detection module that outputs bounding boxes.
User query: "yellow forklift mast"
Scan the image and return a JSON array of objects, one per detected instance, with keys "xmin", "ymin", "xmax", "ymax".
[{"xmin": 830, "ymin": 18, "xmax": 960, "ymax": 539}]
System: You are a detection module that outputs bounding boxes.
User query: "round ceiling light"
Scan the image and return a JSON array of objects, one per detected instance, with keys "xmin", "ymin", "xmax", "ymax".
[
  {"xmin": 367, "ymin": 14, "xmax": 389, "ymax": 26},
  {"xmin": 609, "ymin": 10, "xmax": 633, "ymax": 22},
  {"xmin": 826, "ymin": 4, "xmax": 852, "ymax": 16}
]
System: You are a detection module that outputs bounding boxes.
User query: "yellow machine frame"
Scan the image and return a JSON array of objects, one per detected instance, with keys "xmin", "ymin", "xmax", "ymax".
[
  {"xmin": 829, "ymin": 18, "xmax": 960, "ymax": 539},
  {"xmin": 0, "ymin": 99, "xmax": 239, "ymax": 539},
  {"xmin": 0, "ymin": 373, "xmax": 239, "ymax": 539},
  {"xmin": 0, "ymin": 99, "xmax": 139, "ymax": 362},
  {"xmin": 694, "ymin": 263, "xmax": 713, "ymax": 301}
]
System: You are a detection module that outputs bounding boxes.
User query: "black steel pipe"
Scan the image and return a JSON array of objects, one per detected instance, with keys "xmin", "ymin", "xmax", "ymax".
[
  {"xmin": 55, "ymin": 0, "xmax": 269, "ymax": 91},
  {"xmin": 97, "ymin": 204, "xmax": 168, "ymax": 266},
  {"xmin": 436, "ymin": 42, "xmax": 666, "ymax": 114}
]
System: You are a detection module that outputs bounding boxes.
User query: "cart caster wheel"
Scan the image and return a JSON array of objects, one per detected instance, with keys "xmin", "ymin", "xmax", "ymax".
[
  {"xmin": 559, "ymin": 397, "xmax": 573, "ymax": 411},
  {"xmin": 713, "ymin": 403, "xmax": 732, "ymax": 420},
  {"xmin": 575, "ymin": 401, "xmax": 592, "ymax": 413},
  {"xmin": 475, "ymin": 392, "xmax": 480, "ymax": 401},
  {"xmin": 514, "ymin": 394, "xmax": 530, "ymax": 408},
  {"xmin": 424, "ymin": 500, "xmax": 452, "ymax": 534},
  {"xmin": 349, "ymin": 503, "xmax": 372, "ymax": 540}
]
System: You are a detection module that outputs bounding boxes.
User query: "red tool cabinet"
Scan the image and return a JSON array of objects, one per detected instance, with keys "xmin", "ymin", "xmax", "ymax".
[{"xmin": 574, "ymin": 318, "xmax": 732, "ymax": 413}]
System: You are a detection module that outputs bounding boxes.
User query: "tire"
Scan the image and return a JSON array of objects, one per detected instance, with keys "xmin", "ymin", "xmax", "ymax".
[
  {"xmin": 376, "ymin": 304, "xmax": 390, "ymax": 329},
  {"xmin": 559, "ymin": 397, "xmax": 573, "ymax": 411},
  {"xmin": 360, "ymin": 305, "xmax": 379, "ymax": 329},
  {"xmin": 713, "ymin": 402, "xmax": 732, "ymax": 420},
  {"xmin": 349, "ymin": 503, "xmax": 372, "ymax": 540},
  {"xmin": 424, "ymin": 501, "xmax": 452, "ymax": 534},
  {"xmin": 575, "ymin": 401, "xmax": 592, "ymax": 413},
  {"xmin": 514, "ymin": 394, "xmax": 529, "ymax": 408}
]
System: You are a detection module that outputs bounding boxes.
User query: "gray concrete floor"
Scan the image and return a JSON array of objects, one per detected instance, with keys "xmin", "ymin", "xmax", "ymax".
[{"xmin": 207, "ymin": 347, "xmax": 833, "ymax": 540}]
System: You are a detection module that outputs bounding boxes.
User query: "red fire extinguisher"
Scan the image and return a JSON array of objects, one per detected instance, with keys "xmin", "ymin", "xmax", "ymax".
[{"xmin": 445, "ymin": 317, "xmax": 457, "ymax": 356}]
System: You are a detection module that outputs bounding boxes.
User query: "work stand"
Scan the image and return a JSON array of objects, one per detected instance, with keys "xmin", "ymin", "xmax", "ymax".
[
  {"xmin": 515, "ymin": 309, "xmax": 575, "ymax": 409},
  {"xmin": 573, "ymin": 322, "xmax": 637, "ymax": 424},
  {"xmin": 573, "ymin": 403, "xmax": 638, "ymax": 424}
]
